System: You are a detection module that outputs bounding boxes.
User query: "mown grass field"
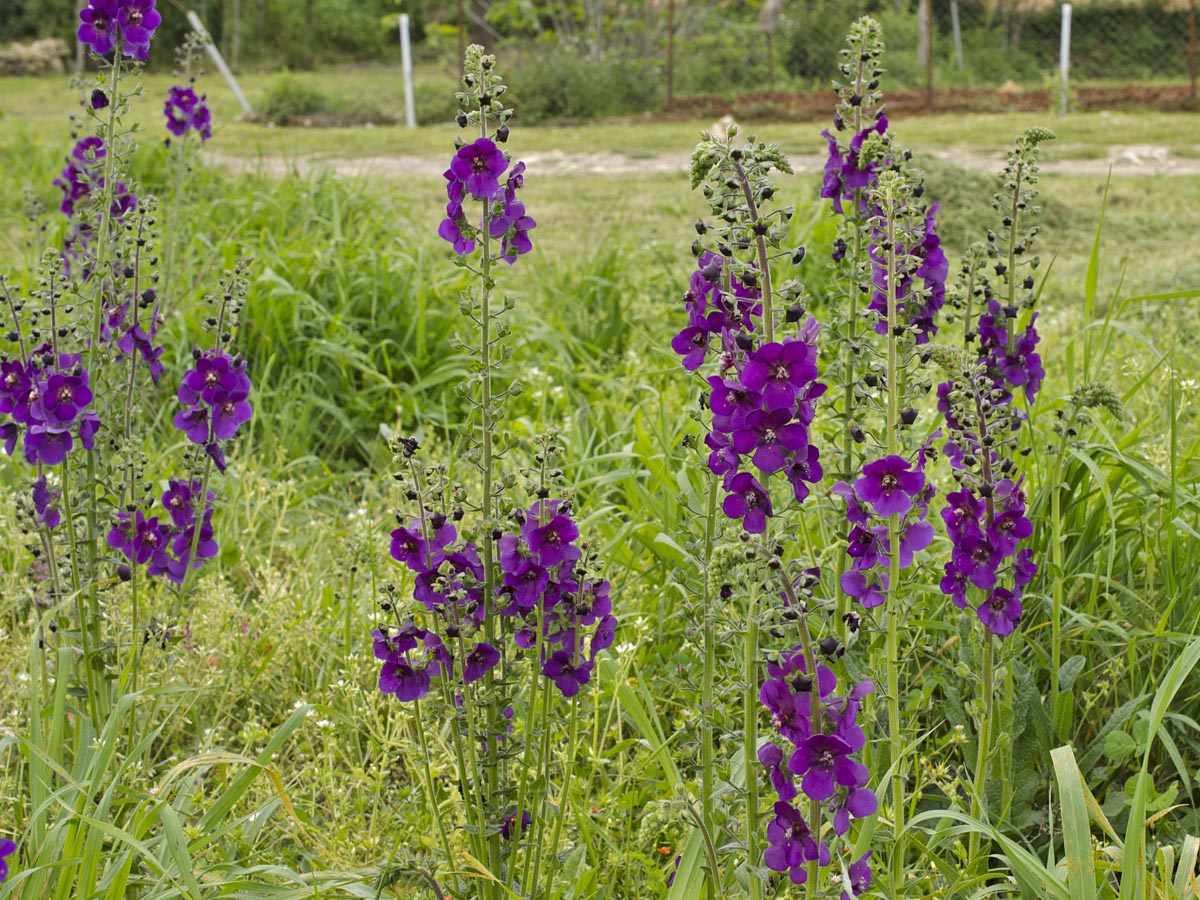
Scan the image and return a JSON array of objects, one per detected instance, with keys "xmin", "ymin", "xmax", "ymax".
[{"xmin": 1, "ymin": 64, "xmax": 1199, "ymax": 898}]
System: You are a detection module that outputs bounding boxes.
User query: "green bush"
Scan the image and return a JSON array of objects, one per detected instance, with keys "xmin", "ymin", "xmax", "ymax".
[
  {"xmin": 259, "ymin": 73, "xmax": 329, "ymax": 124},
  {"xmin": 507, "ymin": 48, "xmax": 663, "ymax": 123}
]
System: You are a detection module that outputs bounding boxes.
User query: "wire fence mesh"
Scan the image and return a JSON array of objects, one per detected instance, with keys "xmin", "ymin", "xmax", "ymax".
[{"xmin": 668, "ymin": 0, "xmax": 1199, "ymax": 102}]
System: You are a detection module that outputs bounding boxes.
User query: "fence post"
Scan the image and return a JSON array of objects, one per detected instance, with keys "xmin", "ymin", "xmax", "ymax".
[
  {"xmin": 951, "ymin": 0, "xmax": 964, "ymax": 70},
  {"xmin": 186, "ymin": 9, "xmax": 253, "ymax": 115},
  {"xmin": 666, "ymin": 0, "xmax": 676, "ymax": 107},
  {"xmin": 1060, "ymin": 3, "xmax": 1071, "ymax": 116},
  {"xmin": 400, "ymin": 13, "xmax": 416, "ymax": 128},
  {"xmin": 922, "ymin": 0, "xmax": 934, "ymax": 109},
  {"xmin": 1190, "ymin": 0, "xmax": 1197, "ymax": 102}
]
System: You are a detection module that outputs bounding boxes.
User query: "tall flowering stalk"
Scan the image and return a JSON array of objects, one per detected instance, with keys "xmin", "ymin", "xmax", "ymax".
[
  {"xmin": 371, "ymin": 46, "xmax": 612, "ymax": 900},
  {"xmin": 2, "ymin": 1, "xmax": 249, "ymax": 886},
  {"xmin": 673, "ymin": 124, "xmax": 875, "ymax": 897},
  {"xmin": 935, "ymin": 126, "xmax": 1053, "ymax": 866},
  {"xmin": 813, "ymin": 21, "xmax": 949, "ymax": 892}
]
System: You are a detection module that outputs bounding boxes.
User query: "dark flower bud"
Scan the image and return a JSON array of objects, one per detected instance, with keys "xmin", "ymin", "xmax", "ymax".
[
  {"xmin": 833, "ymin": 113, "xmax": 845, "ymax": 131},
  {"xmin": 978, "ymin": 482, "xmax": 995, "ymax": 498},
  {"xmin": 452, "ymin": 507, "xmax": 465, "ymax": 521},
  {"xmin": 445, "ymin": 623, "xmax": 461, "ymax": 638},
  {"xmin": 850, "ymin": 424, "xmax": 865, "ymax": 444},
  {"xmin": 536, "ymin": 487, "xmax": 550, "ymax": 499},
  {"xmin": 429, "ymin": 512, "xmax": 447, "ymax": 529},
  {"xmin": 117, "ymin": 564, "xmax": 132, "ymax": 582},
  {"xmin": 192, "ymin": 347, "xmax": 202, "ymax": 359},
  {"xmin": 691, "ymin": 240, "xmax": 703, "ymax": 257},
  {"xmin": 819, "ymin": 636, "xmax": 840, "ymax": 656},
  {"xmin": 843, "ymin": 611, "xmax": 861, "ymax": 632},
  {"xmin": 455, "ymin": 111, "xmax": 469, "ymax": 128},
  {"xmin": 761, "ymin": 186, "xmax": 775, "ymax": 200},
  {"xmin": 913, "ymin": 183, "xmax": 925, "ymax": 198},
  {"xmin": 849, "ymin": 93, "xmax": 862, "ymax": 107},
  {"xmin": 864, "ymin": 373, "xmax": 878, "ymax": 388},
  {"xmin": 832, "ymin": 239, "xmax": 847, "ymax": 262},
  {"xmin": 695, "ymin": 220, "xmax": 707, "ymax": 235},
  {"xmin": 792, "ymin": 674, "xmax": 814, "ymax": 692},
  {"xmin": 479, "ymin": 94, "xmax": 491, "ymax": 105},
  {"xmin": 735, "ymin": 333, "xmax": 754, "ymax": 352},
  {"xmin": 900, "ymin": 408, "xmax": 917, "ymax": 426},
  {"xmin": 1024, "ymin": 276, "xmax": 1036, "ymax": 289},
  {"xmin": 785, "ymin": 304, "xmax": 805, "ymax": 323},
  {"xmin": 741, "ymin": 272, "xmax": 757, "ymax": 288},
  {"xmin": 495, "ymin": 124, "xmax": 510, "ymax": 143},
  {"xmin": 752, "ymin": 221, "xmax": 768, "ymax": 236},
  {"xmin": 492, "ymin": 528, "xmax": 503, "ymax": 541},
  {"xmin": 720, "ymin": 584, "xmax": 732, "ymax": 600},
  {"xmin": 792, "ymin": 247, "xmax": 806, "ymax": 265}
]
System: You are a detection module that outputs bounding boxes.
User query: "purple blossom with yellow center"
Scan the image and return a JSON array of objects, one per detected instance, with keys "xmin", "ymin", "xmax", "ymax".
[
  {"xmin": 449, "ymin": 138, "xmax": 508, "ymax": 201},
  {"xmin": 854, "ymin": 455, "xmax": 925, "ymax": 518}
]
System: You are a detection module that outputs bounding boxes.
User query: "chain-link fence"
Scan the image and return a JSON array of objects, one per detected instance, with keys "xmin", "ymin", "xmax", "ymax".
[{"xmin": 668, "ymin": 0, "xmax": 1198, "ymax": 104}]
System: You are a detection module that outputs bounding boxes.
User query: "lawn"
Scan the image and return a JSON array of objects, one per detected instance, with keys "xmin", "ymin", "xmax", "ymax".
[{"xmin": 1, "ymin": 52, "xmax": 1199, "ymax": 899}]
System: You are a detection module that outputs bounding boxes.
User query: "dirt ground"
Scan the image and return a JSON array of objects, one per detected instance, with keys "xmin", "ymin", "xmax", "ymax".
[{"xmin": 206, "ymin": 141, "xmax": 1200, "ymax": 181}]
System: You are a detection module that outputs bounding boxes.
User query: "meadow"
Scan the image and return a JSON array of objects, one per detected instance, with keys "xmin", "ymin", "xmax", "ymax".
[{"xmin": 1, "ymin": 21, "xmax": 1199, "ymax": 900}]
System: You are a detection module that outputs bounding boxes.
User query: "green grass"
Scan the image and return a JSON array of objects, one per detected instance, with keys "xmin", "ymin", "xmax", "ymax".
[{"xmin": 2, "ymin": 63, "xmax": 1200, "ymax": 899}]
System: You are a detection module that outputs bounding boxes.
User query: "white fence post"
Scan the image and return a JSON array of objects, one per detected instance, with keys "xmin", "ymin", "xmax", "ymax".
[
  {"xmin": 185, "ymin": 9, "xmax": 253, "ymax": 115},
  {"xmin": 1060, "ymin": 3, "xmax": 1072, "ymax": 115},
  {"xmin": 400, "ymin": 13, "xmax": 417, "ymax": 129},
  {"xmin": 951, "ymin": 0, "xmax": 965, "ymax": 71}
]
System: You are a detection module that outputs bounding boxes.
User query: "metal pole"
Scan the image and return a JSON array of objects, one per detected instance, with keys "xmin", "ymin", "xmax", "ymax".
[
  {"xmin": 1060, "ymin": 3, "xmax": 1072, "ymax": 116},
  {"xmin": 923, "ymin": 0, "xmax": 934, "ymax": 109},
  {"xmin": 400, "ymin": 13, "xmax": 417, "ymax": 128},
  {"xmin": 666, "ymin": 0, "xmax": 675, "ymax": 106},
  {"xmin": 457, "ymin": 0, "xmax": 465, "ymax": 82},
  {"xmin": 1190, "ymin": 0, "xmax": 1197, "ymax": 102},
  {"xmin": 951, "ymin": 0, "xmax": 964, "ymax": 70},
  {"xmin": 186, "ymin": 9, "xmax": 253, "ymax": 114}
]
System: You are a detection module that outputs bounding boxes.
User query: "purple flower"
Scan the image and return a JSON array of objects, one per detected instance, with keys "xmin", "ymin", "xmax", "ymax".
[
  {"xmin": 91, "ymin": 89, "xmax": 109, "ymax": 109},
  {"xmin": 164, "ymin": 86, "xmax": 212, "ymax": 142},
  {"xmin": 740, "ymin": 340, "xmax": 818, "ymax": 410},
  {"xmin": 500, "ymin": 811, "xmax": 532, "ymax": 840},
  {"xmin": 31, "ymin": 476, "xmax": 61, "ymax": 530},
  {"xmin": 854, "ymin": 455, "xmax": 925, "ymax": 517},
  {"xmin": 78, "ymin": 0, "xmax": 161, "ymax": 60},
  {"xmin": 37, "ymin": 372, "xmax": 93, "ymax": 427},
  {"xmin": 542, "ymin": 650, "xmax": 591, "ymax": 697},
  {"xmin": 722, "ymin": 472, "xmax": 773, "ymax": 534},
  {"xmin": 0, "ymin": 837, "xmax": 14, "ymax": 882},
  {"xmin": 841, "ymin": 850, "xmax": 873, "ymax": 900},
  {"xmin": 732, "ymin": 408, "xmax": 808, "ymax": 474},
  {"xmin": 449, "ymin": 138, "xmax": 509, "ymax": 201},
  {"xmin": 978, "ymin": 587, "xmax": 1022, "ymax": 637},
  {"xmin": 784, "ymin": 444, "xmax": 822, "ymax": 503},
  {"xmin": 106, "ymin": 510, "xmax": 168, "ymax": 566},
  {"xmin": 759, "ymin": 741, "xmax": 798, "ymax": 803},
  {"xmin": 23, "ymin": 426, "xmax": 72, "ymax": 466},
  {"xmin": 840, "ymin": 568, "xmax": 888, "ymax": 609},
  {"xmin": 463, "ymin": 642, "xmax": 500, "ymax": 685},
  {"xmin": 788, "ymin": 733, "xmax": 865, "ymax": 802},
  {"xmin": 832, "ymin": 787, "xmax": 877, "ymax": 836},
  {"xmin": 764, "ymin": 801, "xmax": 826, "ymax": 884}
]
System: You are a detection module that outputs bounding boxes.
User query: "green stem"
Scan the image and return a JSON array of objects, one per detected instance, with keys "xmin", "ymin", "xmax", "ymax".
[
  {"xmin": 884, "ymin": 204, "xmax": 906, "ymax": 898},
  {"xmin": 413, "ymin": 696, "xmax": 457, "ymax": 885},
  {"xmin": 700, "ymin": 475, "xmax": 719, "ymax": 900},
  {"xmin": 729, "ymin": 155, "xmax": 773, "ymax": 342},
  {"xmin": 744, "ymin": 582, "xmax": 762, "ymax": 900},
  {"xmin": 546, "ymin": 692, "xmax": 580, "ymax": 893},
  {"xmin": 969, "ymin": 635, "xmax": 995, "ymax": 867},
  {"xmin": 1048, "ymin": 423, "xmax": 1070, "ymax": 733}
]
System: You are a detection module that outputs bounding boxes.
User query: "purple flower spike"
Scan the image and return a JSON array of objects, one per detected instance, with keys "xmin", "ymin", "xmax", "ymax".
[
  {"xmin": 463, "ymin": 642, "xmax": 500, "ymax": 685},
  {"xmin": 854, "ymin": 455, "xmax": 925, "ymax": 517},
  {"xmin": 449, "ymin": 138, "xmax": 509, "ymax": 201}
]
